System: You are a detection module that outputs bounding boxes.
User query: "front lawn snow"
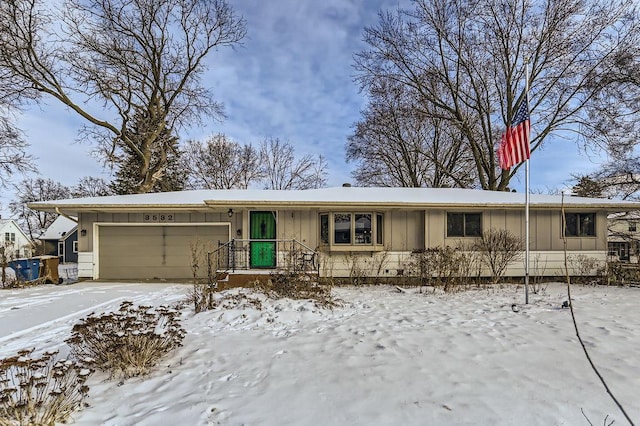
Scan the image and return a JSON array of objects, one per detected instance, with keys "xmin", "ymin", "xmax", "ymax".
[{"xmin": 1, "ymin": 282, "xmax": 638, "ymax": 425}]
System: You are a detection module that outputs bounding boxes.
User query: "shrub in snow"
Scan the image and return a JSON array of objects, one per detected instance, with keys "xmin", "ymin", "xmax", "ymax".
[
  {"xmin": 606, "ymin": 261, "xmax": 640, "ymax": 286},
  {"xmin": 216, "ymin": 291, "xmax": 263, "ymax": 310},
  {"xmin": 1, "ymin": 247, "xmax": 19, "ymax": 289},
  {"xmin": 0, "ymin": 348, "xmax": 93, "ymax": 426},
  {"xmin": 187, "ymin": 282, "xmax": 218, "ymax": 313},
  {"xmin": 567, "ymin": 254, "xmax": 606, "ymax": 284},
  {"xmin": 473, "ymin": 228, "xmax": 523, "ymax": 284},
  {"xmin": 256, "ymin": 272, "xmax": 339, "ymax": 308},
  {"xmin": 342, "ymin": 251, "xmax": 391, "ymax": 286},
  {"xmin": 409, "ymin": 246, "xmax": 478, "ymax": 292},
  {"xmin": 186, "ymin": 238, "xmax": 220, "ymax": 313},
  {"xmin": 66, "ymin": 301, "xmax": 185, "ymax": 379}
]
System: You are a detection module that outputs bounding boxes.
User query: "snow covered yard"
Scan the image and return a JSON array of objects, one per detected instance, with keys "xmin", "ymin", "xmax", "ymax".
[{"xmin": 1, "ymin": 282, "xmax": 639, "ymax": 425}]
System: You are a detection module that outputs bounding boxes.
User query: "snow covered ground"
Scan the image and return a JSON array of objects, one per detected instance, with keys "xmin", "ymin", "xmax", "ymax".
[{"xmin": 1, "ymin": 281, "xmax": 639, "ymax": 425}]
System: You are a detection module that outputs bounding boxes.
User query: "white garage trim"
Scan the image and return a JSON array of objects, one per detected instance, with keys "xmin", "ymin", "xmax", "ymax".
[{"xmin": 92, "ymin": 222, "xmax": 231, "ymax": 280}]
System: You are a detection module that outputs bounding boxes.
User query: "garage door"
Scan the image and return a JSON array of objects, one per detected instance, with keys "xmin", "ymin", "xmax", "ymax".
[{"xmin": 98, "ymin": 225, "xmax": 229, "ymax": 280}]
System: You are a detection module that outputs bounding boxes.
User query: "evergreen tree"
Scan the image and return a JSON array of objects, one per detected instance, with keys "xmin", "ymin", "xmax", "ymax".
[
  {"xmin": 572, "ymin": 175, "xmax": 605, "ymax": 198},
  {"xmin": 110, "ymin": 108, "xmax": 186, "ymax": 195}
]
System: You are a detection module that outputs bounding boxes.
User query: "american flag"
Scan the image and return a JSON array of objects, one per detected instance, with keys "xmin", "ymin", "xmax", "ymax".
[{"xmin": 497, "ymin": 98, "xmax": 530, "ymax": 170}]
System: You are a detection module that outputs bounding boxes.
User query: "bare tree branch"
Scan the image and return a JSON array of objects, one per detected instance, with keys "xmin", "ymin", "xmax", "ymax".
[
  {"xmin": 9, "ymin": 178, "xmax": 71, "ymax": 241},
  {"xmin": 182, "ymin": 134, "xmax": 262, "ymax": 190},
  {"xmin": 0, "ymin": 0, "xmax": 246, "ymax": 193},
  {"xmin": 259, "ymin": 138, "xmax": 327, "ymax": 190},
  {"xmin": 0, "ymin": 113, "xmax": 34, "ymax": 188},
  {"xmin": 347, "ymin": 78, "xmax": 475, "ymax": 188},
  {"xmin": 354, "ymin": 0, "xmax": 640, "ymax": 190}
]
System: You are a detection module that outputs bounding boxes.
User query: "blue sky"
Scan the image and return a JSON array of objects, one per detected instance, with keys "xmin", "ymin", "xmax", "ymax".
[{"xmin": 1, "ymin": 0, "xmax": 607, "ymax": 215}]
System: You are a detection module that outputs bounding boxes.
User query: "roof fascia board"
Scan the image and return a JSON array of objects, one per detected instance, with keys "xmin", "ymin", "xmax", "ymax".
[{"xmin": 28, "ymin": 201, "xmax": 640, "ymax": 213}]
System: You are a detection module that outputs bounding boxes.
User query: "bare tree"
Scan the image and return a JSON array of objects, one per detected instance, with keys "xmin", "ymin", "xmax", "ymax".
[
  {"xmin": 182, "ymin": 134, "xmax": 262, "ymax": 189},
  {"xmin": 0, "ymin": 0, "xmax": 246, "ymax": 194},
  {"xmin": 354, "ymin": 0, "xmax": 640, "ymax": 191},
  {"xmin": 71, "ymin": 176, "xmax": 113, "ymax": 198},
  {"xmin": 347, "ymin": 79, "xmax": 475, "ymax": 187},
  {"xmin": 259, "ymin": 138, "xmax": 327, "ymax": 190},
  {"xmin": 9, "ymin": 178, "xmax": 71, "ymax": 241},
  {"xmin": 0, "ymin": 114, "xmax": 34, "ymax": 188}
]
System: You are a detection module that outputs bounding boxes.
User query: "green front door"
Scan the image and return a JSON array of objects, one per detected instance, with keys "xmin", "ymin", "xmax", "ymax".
[{"xmin": 250, "ymin": 211, "xmax": 276, "ymax": 268}]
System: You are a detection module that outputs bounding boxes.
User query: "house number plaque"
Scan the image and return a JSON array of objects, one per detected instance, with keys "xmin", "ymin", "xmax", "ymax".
[{"xmin": 143, "ymin": 213, "xmax": 175, "ymax": 223}]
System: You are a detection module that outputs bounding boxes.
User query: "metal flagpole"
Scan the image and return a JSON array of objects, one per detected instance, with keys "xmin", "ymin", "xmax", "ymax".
[{"xmin": 525, "ymin": 60, "xmax": 530, "ymax": 305}]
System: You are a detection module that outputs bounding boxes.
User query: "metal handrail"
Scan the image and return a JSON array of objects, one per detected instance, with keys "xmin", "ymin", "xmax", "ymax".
[{"xmin": 207, "ymin": 238, "xmax": 318, "ymax": 285}]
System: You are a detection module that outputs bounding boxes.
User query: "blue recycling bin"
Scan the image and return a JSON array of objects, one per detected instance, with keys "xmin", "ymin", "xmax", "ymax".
[{"xmin": 8, "ymin": 258, "xmax": 41, "ymax": 281}]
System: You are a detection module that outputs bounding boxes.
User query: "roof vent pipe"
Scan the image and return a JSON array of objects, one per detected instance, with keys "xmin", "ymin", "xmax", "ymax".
[{"xmin": 342, "ymin": 183, "xmax": 351, "ymax": 187}]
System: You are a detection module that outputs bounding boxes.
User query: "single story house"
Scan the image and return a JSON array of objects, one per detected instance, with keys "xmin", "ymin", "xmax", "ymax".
[
  {"xmin": 39, "ymin": 215, "xmax": 79, "ymax": 263},
  {"xmin": 27, "ymin": 187, "xmax": 640, "ymax": 281},
  {"xmin": 0, "ymin": 218, "xmax": 33, "ymax": 259}
]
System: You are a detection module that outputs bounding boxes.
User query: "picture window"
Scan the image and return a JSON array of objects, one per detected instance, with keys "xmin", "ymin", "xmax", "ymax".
[{"xmin": 321, "ymin": 212, "xmax": 384, "ymax": 246}]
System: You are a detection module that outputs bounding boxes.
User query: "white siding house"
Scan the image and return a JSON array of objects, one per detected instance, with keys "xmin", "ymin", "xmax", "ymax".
[{"xmin": 0, "ymin": 219, "xmax": 33, "ymax": 259}]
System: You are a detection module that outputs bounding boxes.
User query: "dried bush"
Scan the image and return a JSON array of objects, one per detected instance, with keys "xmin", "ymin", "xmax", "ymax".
[
  {"xmin": 568, "ymin": 255, "xmax": 606, "ymax": 284},
  {"xmin": 66, "ymin": 301, "xmax": 185, "ymax": 379},
  {"xmin": 345, "ymin": 252, "xmax": 367, "ymax": 285},
  {"xmin": 409, "ymin": 246, "xmax": 470, "ymax": 292},
  {"xmin": 255, "ymin": 271, "xmax": 339, "ymax": 308},
  {"xmin": 0, "ymin": 247, "xmax": 19, "ymax": 289},
  {"xmin": 0, "ymin": 349, "xmax": 93, "ymax": 426},
  {"xmin": 343, "ymin": 251, "xmax": 391, "ymax": 285},
  {"xmin": 454, "ymin": 241, "xmax": 483, "ymax": 287},
  {"xmin": 473, "ymin": 228, "xmax": 523, "ymax": 283},
  {"xmin": 318, "ymin": 253, "xmax": 339, "ymax": 286},
  {"xmin": 215, "ymin": 291, "xmax": 263, "ymax": 310},
  {"xmin": 186, "ymin": 238, "xmax": 218, "ymax": 313},
  {"xmin": 186, "ymin": 282, "xmax": 218, "ymax": 313},
  {"xmin": 606, "ymin": 262, "xmax": 640, "ymax": 285},
  {"xmin": 528, "ymin": 254, "xmax": 549, "ymax": 293}
]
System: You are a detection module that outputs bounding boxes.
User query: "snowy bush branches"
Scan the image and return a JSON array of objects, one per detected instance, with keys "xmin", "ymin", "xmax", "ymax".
[
  {"xmin": 66, "ymin": 301, "xmax": 185, "ymax": 379},
  {"xmin": 0, "ymin": 349, "xmax": 93, "ymax": 425}
]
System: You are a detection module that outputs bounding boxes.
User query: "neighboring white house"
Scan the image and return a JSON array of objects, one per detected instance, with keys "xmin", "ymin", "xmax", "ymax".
[
  {"xmin": 608, "ymin": 211, "xmax": 640, "ymax": 262},
  {"xmin": 0, "ymin": 218, "xmax": 33, "ymax": 259}
]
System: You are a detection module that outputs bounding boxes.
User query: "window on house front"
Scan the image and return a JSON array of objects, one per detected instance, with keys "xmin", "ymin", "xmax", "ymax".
[
  {"xmin": 564, "ymin": 213, "xmax": 596, "ymax": 237},
  {"xmin": 334, "ymin": 213, "xmax": 352, "ymax": 244},
  {"xmin": 447, "ymin": 213, "xmax": 482, "ymax": 237},
  {"xmin": 355, "ymin": 214, "xmax": 372, "ymax": 244},
  {"xmin": 323, "ymin": 212, "xmax": 383, "ymax": 246},
  {"xmin": 73, "ymin": 241, "xmax": 79, "ymax": 253},
  {"xmin": 320, "ymin": 214, "xmax": 329, "ymax": 244},
  {"xmin": 629, "ymin": 222, "xmax": 637, "ymax": 232},
  {"xmin": 4, "ymin": 232, "xmax": 15, "ymax": 242}
]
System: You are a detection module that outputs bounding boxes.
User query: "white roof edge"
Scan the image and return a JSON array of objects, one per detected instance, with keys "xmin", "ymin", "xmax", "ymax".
[{"xmin": 26, "ymin": 187, "xmax": 640, "ymax": 211}]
